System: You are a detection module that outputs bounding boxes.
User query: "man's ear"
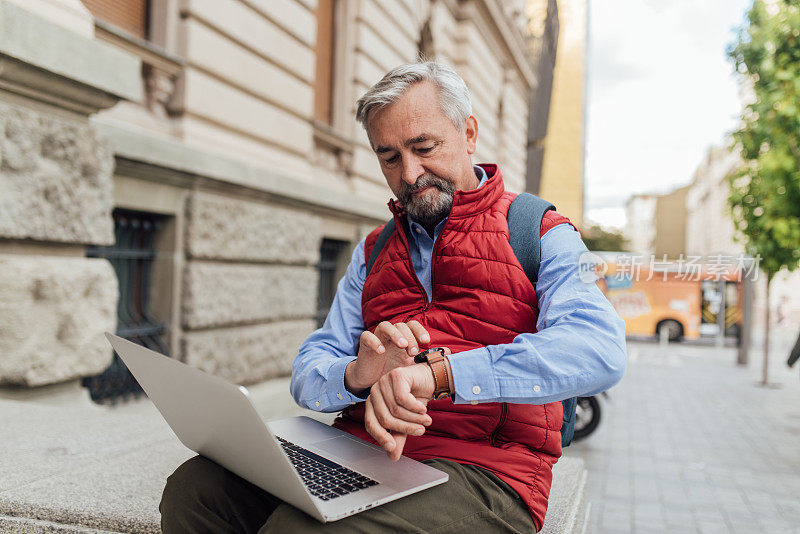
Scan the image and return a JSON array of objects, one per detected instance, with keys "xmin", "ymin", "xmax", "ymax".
[{"xmin": 464, "ymin": 116, "xmax": 478, "ymax": 154}]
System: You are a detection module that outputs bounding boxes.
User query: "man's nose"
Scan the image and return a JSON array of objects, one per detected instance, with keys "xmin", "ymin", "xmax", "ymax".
[{"xmin": 401, "ymin": 156, "xmax": 424, "ymax": 185}]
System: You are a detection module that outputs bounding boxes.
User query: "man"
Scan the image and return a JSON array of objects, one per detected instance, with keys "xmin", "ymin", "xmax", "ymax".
[{"xmin": 161, "ymin": 62, "xmax": 626, "ymax": 533}]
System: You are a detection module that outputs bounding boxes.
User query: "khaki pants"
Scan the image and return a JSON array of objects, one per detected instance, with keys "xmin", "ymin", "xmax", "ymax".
[{"xmin": 160, "ymin": 456, "xmax": 538, "ymax": 533}]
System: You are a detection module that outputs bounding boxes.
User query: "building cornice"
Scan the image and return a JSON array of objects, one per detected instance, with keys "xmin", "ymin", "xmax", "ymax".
[
  {"xmin": 0, "ymin": 2, "xmax": 141, "ymax": 114},
  {"xmin": 94, "ymin": 121, "xmax": 388, "ymax": 223}
]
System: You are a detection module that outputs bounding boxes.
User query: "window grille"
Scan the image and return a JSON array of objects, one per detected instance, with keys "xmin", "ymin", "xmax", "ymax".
[
  {"xmin": 83, "ymin": 209, "xmax": 169, "ymax": 403},
  {"xmin": 316, "ymin": 239, "xmax": 349, "ymax": 328}
]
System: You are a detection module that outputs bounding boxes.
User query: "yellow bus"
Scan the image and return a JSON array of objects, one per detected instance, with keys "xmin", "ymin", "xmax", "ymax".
[{"xmin": 587, "ymin": 253, "xmax": 743, "ymax": 342}]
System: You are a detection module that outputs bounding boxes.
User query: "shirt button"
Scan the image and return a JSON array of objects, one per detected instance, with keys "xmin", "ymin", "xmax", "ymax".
[
  {"xmin": 470, "ymin": 400, "xmax": 478, "ymax": 405},
  {"xmin": 337, "ymin": 393, "xmax": 343, "ymax": 400},
  {"xmin": 472, "ymin": 385, "xmax": 481, "ymax": 395},
  {"xmin": 315, "ymin": 401, "xmax": 320, "ymax": 407},
  {"xmin": 533, "ymin": 385, "xmax": 541, "ymax": 393}
]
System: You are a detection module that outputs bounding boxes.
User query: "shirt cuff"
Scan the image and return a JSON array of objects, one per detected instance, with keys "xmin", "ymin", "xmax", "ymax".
[
  {"xmin": 325, "ymin": 356, "xmax": 368, "ymax": 408},
  {"xmin": 448, "ymin": 347, "xmax": 499, "ymax": 403}
]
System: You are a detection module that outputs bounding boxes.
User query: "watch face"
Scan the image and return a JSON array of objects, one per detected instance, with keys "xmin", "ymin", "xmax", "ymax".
[{"xmin": 415, "ymin": 347, "xmax": 445, "ymax": 364}]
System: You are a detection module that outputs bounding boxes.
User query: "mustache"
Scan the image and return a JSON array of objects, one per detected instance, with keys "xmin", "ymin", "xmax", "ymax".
[{"xmin": 399, "ymin": 174, "xmax": 453, "ymax": 202}]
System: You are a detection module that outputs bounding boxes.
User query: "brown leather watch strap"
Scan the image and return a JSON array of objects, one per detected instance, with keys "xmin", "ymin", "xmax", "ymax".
[{"xmin": 427, "ymin": 351, "xmax": 454, "ymax": 400}]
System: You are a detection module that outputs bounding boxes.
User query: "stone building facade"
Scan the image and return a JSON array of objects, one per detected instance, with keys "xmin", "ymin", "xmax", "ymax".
[{"xmin": 0, "ymin": 0, "xmax": 544, "ymax": 396}]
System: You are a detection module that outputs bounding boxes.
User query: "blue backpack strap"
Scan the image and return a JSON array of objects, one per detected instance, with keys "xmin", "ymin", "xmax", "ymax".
[
  {"xmin": 507, "ymin": 193, "xmax": 555, "ymax": 285},
  {"xmin": 365, "ymin": 218, "xmax": 396, "ymax": 276},
  {"xmin": 507, "ymin": 193, "xmax": 577, "ymax": 448}
]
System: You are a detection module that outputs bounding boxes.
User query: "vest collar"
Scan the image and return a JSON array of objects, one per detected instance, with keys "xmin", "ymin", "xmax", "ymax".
[{"xmin": 387, "ymin": 163, "xmax": 505, "ymax": 220}]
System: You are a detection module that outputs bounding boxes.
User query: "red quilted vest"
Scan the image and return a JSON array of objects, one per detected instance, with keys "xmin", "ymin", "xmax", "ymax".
[{"xmin": 333, "ymin": 164, "xmax": 574, "ymax": 529}]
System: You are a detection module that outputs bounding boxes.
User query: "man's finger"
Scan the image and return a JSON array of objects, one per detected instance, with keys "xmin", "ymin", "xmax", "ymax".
[
  {"xmin": 386, "ymin": 400, "xmax": 432, "ymax": 426},
  {"xmin": 359, "ymin": 330, "xmax": 385, "ymax": 354},
  {"xmin": 388, "ymin": 431, "xmax": 408, "ymax": 461},
  {"xmin": 375, "ymin": 321, "xmax": 408, "ymax": 348},
  {"xmin": 371, "ymin": 383, "xmax": 426, "ymax": 435},
  {"xmin": 389, "ymin": 370, "xmax": 428, "ymax": 413},
  {"xmin": 394, "ymin": 322, "xmax": 419, "ymax": 356},
  {"xmin": 364, "ymin": 394, "xmax": 395, "ymax": 453},
  {"xmin": 406, "ymin": 321, "xmax": 431, "ymax": 345}
]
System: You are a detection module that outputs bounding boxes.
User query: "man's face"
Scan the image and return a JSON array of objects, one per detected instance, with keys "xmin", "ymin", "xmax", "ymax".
[{"xmin": 367, "ymin": 82, "xmax": 478, "ymax": 227}]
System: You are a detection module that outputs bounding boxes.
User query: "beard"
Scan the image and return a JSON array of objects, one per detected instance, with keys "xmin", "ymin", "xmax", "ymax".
[{"xmin": 398, "ymin": 173, "xmax": 457, "ymax": 228}]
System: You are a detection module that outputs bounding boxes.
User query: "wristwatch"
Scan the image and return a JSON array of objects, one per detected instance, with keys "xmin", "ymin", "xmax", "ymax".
[{"xmin": 414, "ymin": 347, "xmax": 454, "ymax": 400}]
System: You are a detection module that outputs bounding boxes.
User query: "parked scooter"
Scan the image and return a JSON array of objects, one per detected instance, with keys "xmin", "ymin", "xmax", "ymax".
[{"xmin": 572, "ymin": 391, "xmax": 609, "ymax": 441}]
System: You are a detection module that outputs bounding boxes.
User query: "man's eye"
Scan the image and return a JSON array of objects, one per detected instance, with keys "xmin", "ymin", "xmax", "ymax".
[
  {"xmin": 416, "ymin": 146, "xmax": 434, "ymax": 154},
  {"xmin": 384, "ymin": 154, "xmax": 399, "ymax": 164}
]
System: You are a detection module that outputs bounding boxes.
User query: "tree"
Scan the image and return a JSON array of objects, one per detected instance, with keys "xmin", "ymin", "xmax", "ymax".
[
  {"xmin": 728, "ymin": 0, "xmax": 800, "ymax": 385},
  {"xmin": 582, "ymin": 225, "xmax": 628, "ymax": 252}
]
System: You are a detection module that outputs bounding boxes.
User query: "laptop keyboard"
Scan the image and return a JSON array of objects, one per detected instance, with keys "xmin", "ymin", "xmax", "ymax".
[{"xmin": 276, "ymin": 436, "xmax": 380, "ymax": 501}]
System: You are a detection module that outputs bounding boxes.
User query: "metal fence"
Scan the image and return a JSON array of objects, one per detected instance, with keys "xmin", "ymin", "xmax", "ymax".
[{"xmin": 83, "ymin": 209, "xmax": 169, "ymax": 404}]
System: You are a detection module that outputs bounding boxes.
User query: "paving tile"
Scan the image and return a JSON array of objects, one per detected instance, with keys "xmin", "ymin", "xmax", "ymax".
[
  {"xmin": 697, "ymin": 519, "xmax": 730, "ymax": 534},
  {"xmin": 566, "ymin": 338, "xmax": 800, "ymax": 534}
]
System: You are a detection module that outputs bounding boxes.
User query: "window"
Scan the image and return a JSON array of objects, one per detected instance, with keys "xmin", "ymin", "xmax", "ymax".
[
  {"xmin": 83, "ymin": 209, "xmax": 169, "ymax": 403},
  {"xmin": 316, "ymin": 239, "xmax": 349, "ymax": 328},
  {"xmin": 314, "ymin": 0, "xmax": 336, "ymax": 125},
  {"xmin": 81, "ymin": 0, "xmax": 150, "ymax": 40}
]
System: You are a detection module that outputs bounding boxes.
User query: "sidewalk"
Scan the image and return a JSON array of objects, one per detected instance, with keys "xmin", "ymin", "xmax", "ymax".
[{"xmin": 565, "ymin": 333, "xmax": 800, "ymax": 533}]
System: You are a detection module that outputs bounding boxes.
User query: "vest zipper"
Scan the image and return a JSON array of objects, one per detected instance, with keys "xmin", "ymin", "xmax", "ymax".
[
  {"xmin": 403, "ymin": 221, "xmax": 445, "ymax": 311},
  {"xmin": 490, "ymin": 403, "xmax": 509, "ymax": 447},
  {"xmin": 426, "ymin": 227, "xmax": 445, "ymax": 308}
]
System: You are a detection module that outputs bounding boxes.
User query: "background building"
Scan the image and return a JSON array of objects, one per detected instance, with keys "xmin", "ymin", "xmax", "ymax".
[
  {"xmin": 624, "ymin": 194, "xmax": 657, "ymax": 254},
  {"xmin": 652, "ymin": 184, "xmax": 689, "ymax": 259},
  {"xmin": 533, "ymin": 0, "xmax": 587, "ymax": 227},
  {"xmin": 0, "ymin": 0, "xmax": 551, "ymax": 400},
  {"xmin": 685, "ymin": 146, "xmax": 742, "ymax": 257},
  {"xmin": 685, "ymin": 145, "xmax": 800, "ymax": 329}
]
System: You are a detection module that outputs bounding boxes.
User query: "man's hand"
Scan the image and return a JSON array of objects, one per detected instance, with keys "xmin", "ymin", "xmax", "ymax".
[
  {"xmin": 344, "ymin": 321, "xmax": 430, "ymax": 395},
  {"xmin": 364, "ymin": 350, "xmax": 450, "ymax": 461}
]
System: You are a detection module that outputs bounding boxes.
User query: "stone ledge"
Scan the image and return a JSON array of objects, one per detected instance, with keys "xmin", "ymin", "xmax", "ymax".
[
  {"xmin": 541, "ymin": 455, "xmax": 589, "ymax": 534},
  {"xmin": 0, "ymin": 389, "xmax": 588, "ymax": 533}
]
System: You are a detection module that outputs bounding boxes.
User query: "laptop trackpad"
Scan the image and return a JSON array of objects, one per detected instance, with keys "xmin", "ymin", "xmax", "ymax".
[{"xmin": 313, "ymin": 436, "xmax": 384, "ymax": 463}]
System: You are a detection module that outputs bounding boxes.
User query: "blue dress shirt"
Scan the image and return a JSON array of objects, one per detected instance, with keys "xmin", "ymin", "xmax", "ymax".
[{"xmin": 291, "ymin": 166, "xmax": 627, "ymax": 411}]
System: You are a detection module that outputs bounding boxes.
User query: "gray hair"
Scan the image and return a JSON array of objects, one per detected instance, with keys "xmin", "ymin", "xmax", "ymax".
[{"xmin": 356, "ymin": 62, "xmax": 472, "ymax": 137}]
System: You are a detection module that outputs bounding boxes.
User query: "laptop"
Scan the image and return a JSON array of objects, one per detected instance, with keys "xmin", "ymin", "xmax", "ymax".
[{"xmin": 105, "ymin": 333, "xmax": 447, "ymax": 523}]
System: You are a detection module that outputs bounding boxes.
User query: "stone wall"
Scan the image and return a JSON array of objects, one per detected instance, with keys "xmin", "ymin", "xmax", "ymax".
[
  {"xmin": 0, "ymin": 101, "xmax": 114, "ymax": 245},
  {"xmin": 182, "ymin": 320, "xmax": 316, "ymax": 384},
  {"xmin": 186, "ymin": 192, "xmax": 321, "ymax": 264},
  {"xmin": 182, "ymin": 263, "xmax": 318, "ymax": 329},
  {"xmin": 0, "ymin": 100, "xmax": 120, "ymax": 387},
  {"xmin": 0, "ymin": 0, "xmax": 544, "ymax": 394},
  {"xmin": 181, "ymin": 191, "xmax": 323, "ymax": 381},
  {"xmin": 0, "ymin": 255, "xmax": 117, "ymax": 386}
]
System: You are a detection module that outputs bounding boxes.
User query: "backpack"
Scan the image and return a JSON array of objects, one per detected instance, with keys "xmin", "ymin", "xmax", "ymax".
[{"xmin": 365, "ymin": 192, "xmax": 579, "ymax": 448}]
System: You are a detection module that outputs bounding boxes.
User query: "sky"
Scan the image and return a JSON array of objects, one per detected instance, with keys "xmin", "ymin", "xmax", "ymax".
[{"xmin": 585, "ymin": 0, "xmax": 754, "ymax": 229}]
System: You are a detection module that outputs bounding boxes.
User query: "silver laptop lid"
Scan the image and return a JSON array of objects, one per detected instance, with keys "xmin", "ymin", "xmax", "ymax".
[{"xmin": 104, "ymin": 333, "xmax": 322, "ymax": 520}]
